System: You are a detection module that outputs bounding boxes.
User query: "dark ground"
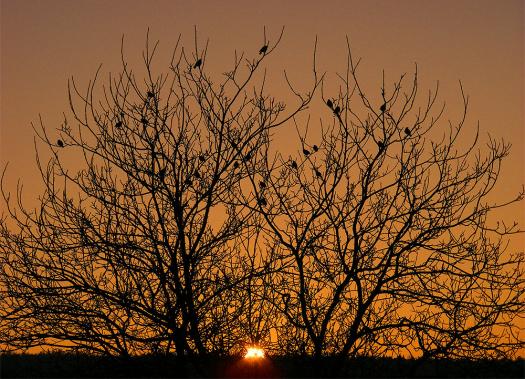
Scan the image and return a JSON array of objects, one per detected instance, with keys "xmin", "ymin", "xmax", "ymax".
[{"xmin": 1, "ymin": 353, "xmax": 523, "ymax": 378}]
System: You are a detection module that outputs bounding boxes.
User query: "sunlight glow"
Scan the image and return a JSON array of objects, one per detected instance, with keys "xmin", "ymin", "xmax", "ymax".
[{"xmin": 244, "ymin": 346, "xmax": 265, "ymax": 359}]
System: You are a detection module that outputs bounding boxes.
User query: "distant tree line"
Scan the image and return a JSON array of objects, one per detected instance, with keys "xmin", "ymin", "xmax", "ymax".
[{"xmin": 1, "ymin": 30, "xmax": 523, "ymax": 358}]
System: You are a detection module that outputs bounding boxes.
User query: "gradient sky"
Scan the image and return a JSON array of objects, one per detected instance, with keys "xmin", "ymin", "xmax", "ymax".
[{"xmin": 1, "ymin": 0, "xmax": 523, "ymax": 247}]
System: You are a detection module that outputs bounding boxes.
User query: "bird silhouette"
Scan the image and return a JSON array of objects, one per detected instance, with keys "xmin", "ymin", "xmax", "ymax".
[
  {"xmin": 141, "ymin": 117, "xmax": 148, "ymax": 125},
  {"xmin": 326, "ymin": 99, "xmax": 333, "ymax": 109},
  {"xmin": 334, "ymin": 106, "xmax": 341, "ymax": 115},
  {"xmin": 259, "ymin": 45, "xmax": 268, "ymax": 54},
  {"xmin": 380, "ymin": 103, "xmax": 386, "ymax": 113},
  {"xmin": 259, "ymin": 181, "xmax": 266, "ymax": 188},
  {"xmin": 315, "ymin": 169, "xmax": 322, "ymax": 178},
  {"xmin": 303, "ymin": 148, "xmax": 310, "ymax": 156},
  {"xmin": 147, "ymin": 91, "xmax": 154, "ymax": 98},
  {"xmin": 115, "ymin": 121, "xmax": 122, "ymax": 128},
  {"xmin": 233, "ymin": 161, "xmax": 239, "ymax": 169},
  {"xmin": 404, "ymin": 127, "xmax": 411, "ymax": 136},
  {"xmin": 313, "ymin": 144, "xmax": 319, "ymax": 152},
  {"xmin": 377, "ymin": 141, "xmax": 384, "ymax": 150},
  {"xmin": 199, "ymin": 155, "xmax": 205, "ymax": 162},
  {"xmin": 57, "ymin": 139, "xmax": 64, "ymax": 147},
  {"xmin": 291, "ymin": 160, "xmax": 298, "ymax": 169},
  {"xmin": 193, "ymin": 59, "xmax": 202, "ymax": 69},
  {"xmin": 258, "ymin": 197, "xmax": 267, "ymax": 206}
]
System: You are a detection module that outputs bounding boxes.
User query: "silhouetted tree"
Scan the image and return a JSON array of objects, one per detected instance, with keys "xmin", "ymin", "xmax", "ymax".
[
  {"xmin": 0, "ymin": 33, "xmax": 523, "ymax": 361},
  {"xmin": 0, "ymin": 30, "xmax": 318, "ymax": 356},
  {"xmin": 244, "ymin": 39, "xmax": 524, "ymax": 358}
]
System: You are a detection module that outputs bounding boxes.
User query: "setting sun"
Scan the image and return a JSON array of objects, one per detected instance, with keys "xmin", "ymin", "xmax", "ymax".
[{"xmin": 244, "ymin": 347, "xmax": 265, "ymax": 359}]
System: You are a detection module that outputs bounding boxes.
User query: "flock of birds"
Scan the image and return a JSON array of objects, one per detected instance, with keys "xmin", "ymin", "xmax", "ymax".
[
  {"xmin": 325, "ymin": 98, "xmax": 412, "ymax": 151},
  {"xmin": 55, "ymin": 44, "xmax": 413, "ymax": 206}
]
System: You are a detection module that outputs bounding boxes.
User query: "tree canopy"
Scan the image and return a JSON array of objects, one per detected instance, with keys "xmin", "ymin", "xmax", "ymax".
[{"xmin": 1, "ymin": 31, "xmax": 523, "ymax": 359}]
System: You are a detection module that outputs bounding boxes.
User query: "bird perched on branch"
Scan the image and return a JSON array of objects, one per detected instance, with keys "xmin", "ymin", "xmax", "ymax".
[
  {"xmin": 404, "ymin": 127, "xmax": 411, "ymax": 136},
  {"xmin": 259, "ymin": 181, "xmax": 266, "ymax": 188},
  {"xmin": 313, "ymin": 144, "xmax": 319, "ymax": 152},
  {"xmin": 303, "ymin": 148, "xmax": 310, "ymax": 156},
  {"xmin": 259, "ymin": 45, "xmax": 268, "ymax": 55},
  {"xmin": 147, "ymin": 91, "xmax": 154, "ymax": 98},
  {"xmin": 57, "ymin": 139, "xmax": 64, "ymax": 147},
  {"xmin": 334, "ymin": 106, "xmax": 341, "ymax": 115},
  {"xmin": 377, "ymin": 140, "xmax": 384, "ymax": 150},
  {"xmin": 193, "ymin": 58, "xmax": 202, "ymax": 69},
  {"xmin": 326, "ymin": 99, "xmax": 333, "ymax": 109},
  {"xmin": 291, "ymin": 160, "xmax": 298, "ymax": 169},
  {"xmin": 258, "ymin": 197, "xmax": 267, "ymax": 206},
  {"xmin": 380, "ymin": 103, "xmax": 386, "ymax": 113},
  {"xmin": 115, "ymin": 121, "xmax": 122, "ymax": 128}
]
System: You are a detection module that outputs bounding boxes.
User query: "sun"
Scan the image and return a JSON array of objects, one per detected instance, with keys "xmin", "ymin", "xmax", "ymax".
[{"xmin": 244, "ymin": 346, "xmax": 265, "ymax": 359}]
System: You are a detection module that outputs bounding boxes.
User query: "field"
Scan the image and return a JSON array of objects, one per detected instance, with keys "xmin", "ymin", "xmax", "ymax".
[{"xmin": 1, "ymin": 353, "xmax": 523, "ymax": 378}]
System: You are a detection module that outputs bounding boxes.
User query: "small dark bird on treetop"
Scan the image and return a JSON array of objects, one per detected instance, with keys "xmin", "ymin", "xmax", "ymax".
[
  {"xmin": 291, "ymin": 160, "xmax": 298, "ymax": 169},
  {"xmin": 258, "ymin": 197, "xmax": 267, "ymax": 206},
  {"xmin": 303, "ymin": 148, "xmax": 310, "ymax": 156},
  {"xmin": 193, "ymin": 59, "xmax": 202, "ymax": 69},
  {"xmin": 313, "ymin": 145, "xmax": 319, "ymax": 152},
  {"xmin": 57, "ymin": 139, "xmax": 64, "ymax": 147},
  {"xmin": 377, "ymin": 140, "xmax": 384, "ymax": 150},
  {"xmin": 315, "ymin": 169, "xmax": 322, "ymax": 178},
  {"xmin": 380, "ymin": 103, "xmax": 386, "ymax": 113},
  {"xmin": 115, "ymin": 121, "xmax": 122, "ymax": 128},
  {"xmin": 326, "ymin": 99, "xmax": 333, "ymax": 109},
  {"xmin": 147, "ymin": 91, "xmax": 154, "ymax": 98},
  {"xmin": 233, "ymin": 161, "xmax": 239, "ymax": 169},
  {"xmin": 199, "ymin": 155, "xmax": 205, "ymax": 162},
  {"xmin": 259, "ymin": 45, "xmax": 268, "ymax": 54},
  {"xmin": 259, "ymin": 181, "xmax": 266, "ymax": 188},
  {"xmin": 404, "ymin": 127, "xmax": 411, "ymax": 136},
  {"xmin": 334, "ymin": 106, "xmax": 341, "ymax": 115},
  {"xmin": 141, "ymin": 117, "xmax": 148, "ymax": 125}
]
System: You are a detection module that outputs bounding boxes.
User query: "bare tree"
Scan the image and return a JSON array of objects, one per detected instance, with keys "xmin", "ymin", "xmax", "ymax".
[
  {"xmin": 1, "ymin": 33, "xmax": 522, "ymax": 360},
  {"xmin": 0, "ymin": 30, "xmax": 318, "ymax": 356},
  {"xmin": 246, "ymin": 39, "xmax": 524, "ymax": 358}
]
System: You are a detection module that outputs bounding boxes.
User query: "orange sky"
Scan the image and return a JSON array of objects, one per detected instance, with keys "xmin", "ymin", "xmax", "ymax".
[
  {"xmin": 2, "ymin": 0, "xmax": 523, "ymax": 251},
  {"xmin": 0, "ymin": 0, "xmax": 524, "ymax": 358},
  {"xmin": 1, "ymin": 0, "xmax": 523, "ymax": 268}
]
